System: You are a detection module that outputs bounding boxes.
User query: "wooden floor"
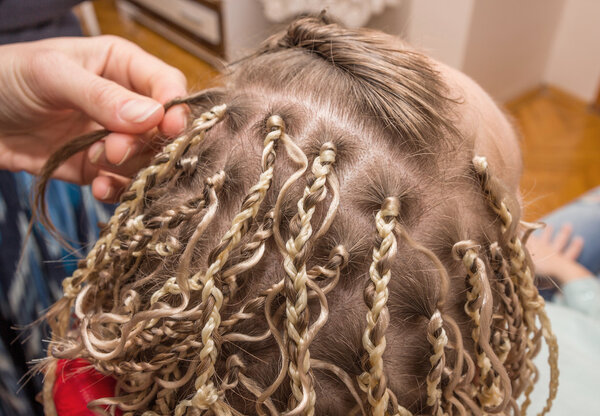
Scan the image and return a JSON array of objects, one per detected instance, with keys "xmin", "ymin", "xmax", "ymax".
[
  {"xmin": 91, "ymin": 0, "xmax": 600, "ymax": 221},
  {"xmin": 507, "ymin": 87, "xmax": 600, "ymax": 220}
]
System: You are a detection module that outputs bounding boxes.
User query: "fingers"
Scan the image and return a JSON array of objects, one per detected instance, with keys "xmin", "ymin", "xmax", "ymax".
[
  {"xmin": 94, "ymin": 36, "xmax": 187, "ymax": 100},
  {"xmin": 564, "ymin": 236, "xmax": 584, "ymax": 260},
  {"xmin": 31, "ymin": 36, "xmax": 189, "ymax": 136},
  {"xmin": 540, "ymin": 224, "xmax": 553, "ymax": 242},
  {"xmin": 91, "ymin": 173, "xmax": 131, "ymax": 203},
  {"xmin": 30, "ymin": 49, "xmax": 165, "ymax": 133},
  {"xmin": 87, "ymin": 130, "xmax": 155, "ymax": 203},
  {"xmin": 21, "ymin": 37, "xmax": 189, "ymax": 202},
  {"xmin": 161, "ymin": 105, "xmax": 189, "ymax": 137},
  {"xmin": 88, "ymin": 132, "xmax": 155, "ymax": 177},
  {"xmin": 90, "ymin": 36, "xmax": 189, "ymax": 136},
  {"xmin": 540, "ymin": 223, "xmax": 584, "ymax": 260},
  {"xmin": 552, "ymin": 224, "xmax": 573, "ymax": 252}
]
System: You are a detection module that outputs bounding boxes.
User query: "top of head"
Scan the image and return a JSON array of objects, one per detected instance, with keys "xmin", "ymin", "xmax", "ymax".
[{"xmin": 44, "ymin": 15, "xmax": 556, "ymax": 416}]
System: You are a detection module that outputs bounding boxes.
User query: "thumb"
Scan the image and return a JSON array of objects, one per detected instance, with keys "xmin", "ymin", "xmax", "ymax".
[{"xmin": 33, "ymin": 52, "xmax": 164, "ymax": 133}]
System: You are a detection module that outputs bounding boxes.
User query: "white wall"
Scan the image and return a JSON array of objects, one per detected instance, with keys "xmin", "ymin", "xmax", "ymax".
[
  {"xmin": 405, "ymin": 0, "xmax": 475, "ymax": 69},
  {"xmin": 222, "ymin": 0, "xmax": 277, "ymax": 61},
  {"xmin": 369, "ymin": 0, "xmax": 566, "ymax": 102},
  {"xmin": 367, "ymin": 0, "xmax": 475, "ymax": 69},
  {"xmin": 544, "ymin": 0, "xmax": 600, "ymax": 102},
  {"xmin": 462, "ymin": 0, "xmax": 564, "ymax": 102}
]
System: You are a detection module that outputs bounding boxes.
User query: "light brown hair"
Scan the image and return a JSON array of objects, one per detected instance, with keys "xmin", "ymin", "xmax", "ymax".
[{"xmin": 38, "ymin": 15, "xmax": 557, "ymax": 416}]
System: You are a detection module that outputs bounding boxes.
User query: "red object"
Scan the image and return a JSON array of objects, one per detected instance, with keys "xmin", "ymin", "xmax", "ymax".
[{"xmin": 53, "ymin": 359, "xmax": 122, "ymax": 416}]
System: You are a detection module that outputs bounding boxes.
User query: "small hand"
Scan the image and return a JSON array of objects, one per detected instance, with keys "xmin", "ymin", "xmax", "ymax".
[
  {"xmin": 0, "ymin": 35, "xmax": 188, "ymax": 201},
  {"xmin": 527, "ymin": 224, "xmax": 591, "ymax": 284}
]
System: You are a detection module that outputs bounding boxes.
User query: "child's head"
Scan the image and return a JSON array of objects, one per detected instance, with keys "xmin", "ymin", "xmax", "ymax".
[{"xmin": 41, "ymin": 15, "xmax": 556, "ymax": 416}]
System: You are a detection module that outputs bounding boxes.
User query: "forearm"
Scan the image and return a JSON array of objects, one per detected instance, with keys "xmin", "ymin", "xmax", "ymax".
[{"xmin": 552, "ymin": 261, "xmax": 594, "ymax": 284}]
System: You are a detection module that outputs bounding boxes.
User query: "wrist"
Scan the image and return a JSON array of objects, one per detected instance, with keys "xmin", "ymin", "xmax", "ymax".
[{"xmin": 555, "ymin": 262, "xmax": 593, "ymax": 284}]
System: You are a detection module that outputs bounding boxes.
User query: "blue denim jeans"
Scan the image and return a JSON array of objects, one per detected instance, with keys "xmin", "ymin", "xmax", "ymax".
[
  {"xmin": 535, "ymin": 186, "xmax": 600, "ymax": 299},
  {"xmin": 537, "ymin": 186, "xmax": 600, "ymax": 275}
]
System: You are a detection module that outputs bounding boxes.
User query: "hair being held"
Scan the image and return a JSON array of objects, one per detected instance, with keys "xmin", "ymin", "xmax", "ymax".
[{"xmin": 35, "ymin": 15, "xmax": 558, "ymax": 416}]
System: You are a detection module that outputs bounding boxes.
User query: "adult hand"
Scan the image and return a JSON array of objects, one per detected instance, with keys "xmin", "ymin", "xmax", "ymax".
[
  {"xmin": 527, "ymin": 224, "xmax": 591, "ymax": 284},
  {"xmin": 0, "ymin": 35, "xmax": 188, "ymax": 201}
]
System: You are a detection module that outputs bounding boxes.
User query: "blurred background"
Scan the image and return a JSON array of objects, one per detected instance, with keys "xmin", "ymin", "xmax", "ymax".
[{"xmin": 78, "ymin": 0, "xmax": 599, "ymax": 221}]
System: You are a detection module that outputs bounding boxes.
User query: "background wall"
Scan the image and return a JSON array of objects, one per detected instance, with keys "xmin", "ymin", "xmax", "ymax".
[
  {"xmin": 366, "ymin": 0, "xmax": 599, "ymax": 103},
  {"xmin": 461, "ymin": 0, "xmax": 564, "ymax": 101},
  {"xmin": 545, "ymin": 0, "xmax": 600, "ymax": 103},
  {"xmin": 368, "ymin": 0, "xmax": 474, "ymax": 70}
]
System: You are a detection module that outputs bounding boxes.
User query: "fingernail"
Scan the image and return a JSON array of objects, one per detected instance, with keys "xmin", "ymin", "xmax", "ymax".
[
  {"xmin": 116, "ymin": 147, "xmax": 132, "ymax": 166},
  {"xmin": 179, "ymin": 111, "xmax": 188, "ymax": 132},
  {"xmin": 90, "ymin": 142, "xmax": 104, "ymax": 164},
  {"xmin": 101, "ymin": 186, "xmax": 112, "ymax": 200},
  {"xmin": 119, "ymin": 100, "xmax": 162, "ymax": 123}
]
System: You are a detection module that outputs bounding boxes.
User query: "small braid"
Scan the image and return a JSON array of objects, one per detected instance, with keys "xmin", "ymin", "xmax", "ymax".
[
  {"xmin": 489, "ymin": 243, "xmax": 530, "ymax": 399},
  {"xmin": 452, "ymin": 241, "xmax": 508, "ymax": 411},
  {"xmin": 283, "ymin": 142, "xmax": 337, "ymax": 415},
  {"xmin": 221, "ymin": 211, "xmax": 274, "ymax": 301},
  {"xmin": 359, "ymin": 196, "xmax": 400, "ymax": 416},
  {"xmin": 426, "ymin": 309, "xmax": 448, "ymax": 416},
  {"xmin": 472, "ymin": 156, "xmax": 558, "ymax": 416},
  {"xmin": 489, "ymin": 244, "xmax": 518, "ymax": 367}
]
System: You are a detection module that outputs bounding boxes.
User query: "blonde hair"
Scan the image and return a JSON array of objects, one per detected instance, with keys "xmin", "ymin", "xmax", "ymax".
[{"xmin": 38, "ymin": 15, "xmax": 557, "ymax": 416}]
